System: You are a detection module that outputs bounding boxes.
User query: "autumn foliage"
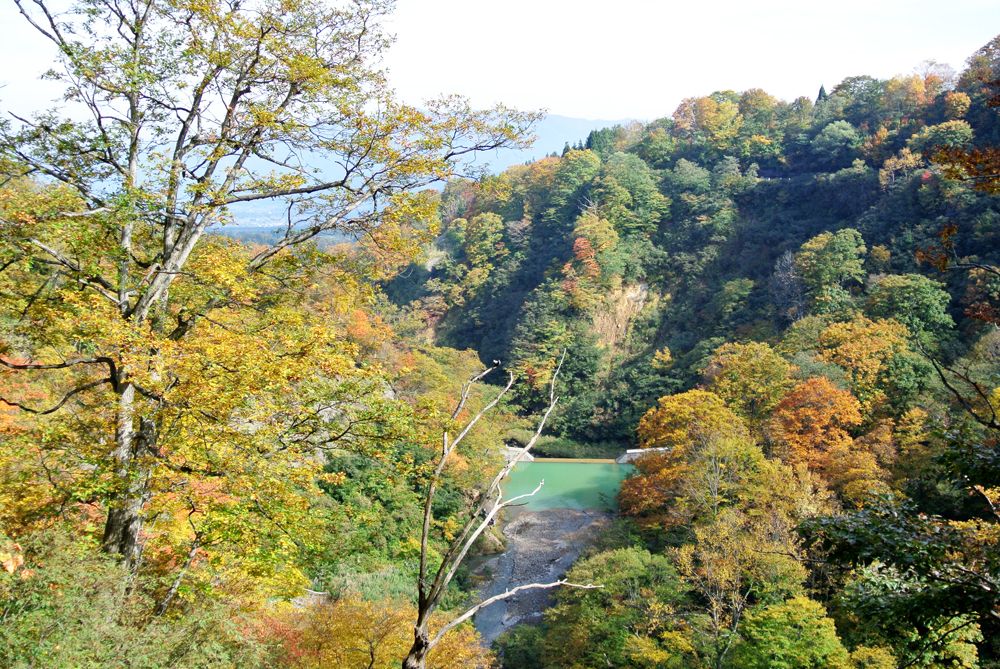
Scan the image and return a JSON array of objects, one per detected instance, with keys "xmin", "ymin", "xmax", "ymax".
[
  {"xmin": 768, "ymin": 377, "xmax": 862, "ymax": 470},
  {"xmin": 622, "ymin": 390, "xmax": 751, "ymax": 524},
  {"xmin": 255, "ymin": 596, "xmax": 492, "ymax": 669}
]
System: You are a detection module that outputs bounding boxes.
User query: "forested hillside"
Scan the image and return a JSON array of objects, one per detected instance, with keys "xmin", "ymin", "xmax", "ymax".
[
  {"xmin": 1, "ymin": 0, "xmax": 999, "ymax": 665},
  {"xmin": 391, "ymin": 45, "xmax": 1000, "ymax": 450},
  {"xmin": 387, "ymin": 37, "xmax": 1000, "ymax": 668}
]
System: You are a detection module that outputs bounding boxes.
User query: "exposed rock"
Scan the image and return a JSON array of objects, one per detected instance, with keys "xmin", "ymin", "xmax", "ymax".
[
  {"xmin": 591, "ymin": 281, "xmax": 649, "ymax": 354},
  {"xmin": 472, "ymin": 507, "xmax": 611, "ymax": 645}
]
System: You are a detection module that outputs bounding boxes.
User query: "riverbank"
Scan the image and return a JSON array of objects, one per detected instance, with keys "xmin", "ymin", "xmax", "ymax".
[{"xmin": 472, "ymin": 506, "xmax": 612, "ymax": 644}]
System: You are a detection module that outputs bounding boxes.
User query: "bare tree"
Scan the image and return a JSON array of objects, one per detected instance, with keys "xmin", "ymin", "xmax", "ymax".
[
  {"xmin": 770, "ymin": 250, "xmax": 805, "ymax": 323},
  {"xmin": 402, "ymin": 353, "xmax": 600, "ymax": 669}
]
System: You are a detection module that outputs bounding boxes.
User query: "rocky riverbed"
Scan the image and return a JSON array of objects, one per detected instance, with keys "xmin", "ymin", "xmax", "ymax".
[{"xmin": 472, "ymin": 507, "xmax": 611, "ymax": 644}]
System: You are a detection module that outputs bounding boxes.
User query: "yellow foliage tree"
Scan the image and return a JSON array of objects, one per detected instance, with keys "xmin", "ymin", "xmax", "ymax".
[
  {"xmin": 704, "ymin": 342, "xmax": 795, "ymax": 429},
  {"xmin": 637, "ymin": 389, "xmax": 748, "ymax": 452},
  {"xmin": 0, "ymin": 0, "xmax": 535, "ymax": 584},
  {"xmin": 258, "ymin": 596, "xmax": 492, "ymax": 669},
  {"xmin": 817, "ymin": 317, "xmax": 914, "ymax": 415}
]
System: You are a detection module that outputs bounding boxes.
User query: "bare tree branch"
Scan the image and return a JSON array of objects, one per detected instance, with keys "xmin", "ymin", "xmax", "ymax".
[
  {"xmin": 417, "ymin": 364, "xmax": 511, "ymax": 601},
  {"xmin": 0, "ymin": 377, "xmax": 110, "ymax": 414},
  {"xmin": 405, "ymin": 351, "xmax": 571, "ymax": 669},
  {"xmin": 430, "ymin": 579, "xmax": 602, "ymax": 647}
]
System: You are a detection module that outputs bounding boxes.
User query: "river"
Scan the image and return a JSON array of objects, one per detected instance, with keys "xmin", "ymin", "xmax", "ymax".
[{"xmin": 472, "ymin": 460, "xmax": 633, "ymax": 644}]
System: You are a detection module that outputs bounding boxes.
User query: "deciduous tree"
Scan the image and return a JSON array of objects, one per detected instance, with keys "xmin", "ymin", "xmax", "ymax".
[
  {"xmin": 768, "ymin": 377, "xmax": 862, "ymax": 475},
  {"xmin": 730, "ymin": 597, "xmax": 852, "ymax": 669},
  {"xmin": 703, "ymin": 342, "xmax": 794, "ymax": 430},
  {"xmin": 0, "ymin": 0, "xmax": 536, "ymax": 576},
  {"xmin": 818, "ymin": 316, "xmax": 926, "ymax": 416}
]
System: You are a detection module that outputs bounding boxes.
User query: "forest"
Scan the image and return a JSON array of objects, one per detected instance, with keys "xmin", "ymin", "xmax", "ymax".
[{"xmin": 1, "ymin": 0, "xmax": 999, "ymax": 667}]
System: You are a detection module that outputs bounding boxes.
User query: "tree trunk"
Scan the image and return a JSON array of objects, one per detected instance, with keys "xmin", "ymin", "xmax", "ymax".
[
  {"xmin": 155, "ymin": 536, "xmax": 199, "ymax": 615},
  {"xmin": 101, "ymin": 383, "xmax": 155, "ymax": 571},
  {"xmin": 402, "ymin": 621, "xmax": 431, "ymax": 669}
]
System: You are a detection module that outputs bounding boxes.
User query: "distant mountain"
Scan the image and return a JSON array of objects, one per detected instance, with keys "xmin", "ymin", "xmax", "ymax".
[
  {"xmin": 210, "ymin": 223, "xmax": 348, "ymax": 246},
  {"xmin": 223, "ymin": 114, "xmax": 626, "ymax": 229}
]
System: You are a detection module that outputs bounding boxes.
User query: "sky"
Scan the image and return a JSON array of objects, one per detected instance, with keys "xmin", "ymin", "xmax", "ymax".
[
  {"xmin": 382, "ymin": 0, "xmax": 1000, "ymax": 120},
  {"xmin": 1, "ymin": 0, "xmax": 999, "ymax": 121}
]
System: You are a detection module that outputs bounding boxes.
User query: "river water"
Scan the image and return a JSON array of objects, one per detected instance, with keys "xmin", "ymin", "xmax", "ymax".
[
  {"xmin": 501, "ymin": 460, "xmax": 632, "ymax": 511},
  {"xmin": 472, "ymin": 460, "xmax": 633, "ymax": 644}
]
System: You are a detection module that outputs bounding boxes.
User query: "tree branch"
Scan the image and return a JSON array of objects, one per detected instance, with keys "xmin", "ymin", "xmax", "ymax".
[
  {"xmin": 0, "ymin": 355, "xmax": 119, "ymax": 383},
  {"xmin": 0, "ymin": 377, "xmax": 110, "ymax": 414},
  {"xmin": 923, "ymin": 350, "xmax": 1000, "ymax": 431},
  {"xmin": 420, "ymin": 350, "xmax": 565, "ymax": 622},
  {"xmin": 430, "ymin": 580, "xmax": 602, "ymax": 647},
  {"xmin": 418, "ymin": 363, "xmax": 511, "ymax": 600}
]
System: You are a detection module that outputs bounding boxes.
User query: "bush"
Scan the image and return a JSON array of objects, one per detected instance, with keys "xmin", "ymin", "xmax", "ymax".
[{"xmin": 1, "ymin": 530, "xmax": 269, "ymax": 669}]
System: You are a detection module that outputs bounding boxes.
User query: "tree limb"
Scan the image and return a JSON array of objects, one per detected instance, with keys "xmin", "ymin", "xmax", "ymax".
[
  {"xmin": 0, "ymin": 377, "xmax": 110, "ymax": 414},
  {"xmin": 430, "ymin": 580, "xmax": 602, "ymax": 647},
  {"xmin": 922, "ymin": 350, "xmax": 1000, "ymax": 431}
]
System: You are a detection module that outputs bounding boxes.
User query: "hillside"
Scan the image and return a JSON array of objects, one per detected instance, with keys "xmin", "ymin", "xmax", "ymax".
[
  {"xmin": 378, "ymin": 39, "xmax": 1000, "ymax": 667},
  {"xmin": 389, "ymin": 47, "xmax": 1000, "ymax": 448},
  {"xmin": 2, "ymin": 0, "xmax": 999, "ymax": 666}
]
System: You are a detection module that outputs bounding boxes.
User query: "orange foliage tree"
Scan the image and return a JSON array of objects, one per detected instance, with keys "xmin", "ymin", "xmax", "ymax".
[
  {"xmin": 257, "ymin": 595, "xmax": 492, "ymax": 669},
  {"xmin": 768, "ymin": 377, "xmax": 862, "ymax": 476}
]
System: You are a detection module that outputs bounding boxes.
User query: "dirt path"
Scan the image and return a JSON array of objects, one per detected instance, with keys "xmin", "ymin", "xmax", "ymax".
[{"xmin": 472, "ymin": 507, "xmax": 611, "ymax": 645}]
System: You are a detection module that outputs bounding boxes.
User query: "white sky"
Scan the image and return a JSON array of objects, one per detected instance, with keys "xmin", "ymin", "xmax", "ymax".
[
  {"xmin": 1, "ymin": 0, "xmax": 999, "ymax": 121},
  {"xmin": 383, "ymin": 0, "xmax": 1000, "ymax": 120}
]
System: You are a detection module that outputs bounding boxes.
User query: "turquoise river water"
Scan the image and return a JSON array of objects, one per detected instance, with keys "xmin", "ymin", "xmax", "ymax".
[{"xmin": 501, "ymin": 461, "xmax": 634, "ymax": 511}]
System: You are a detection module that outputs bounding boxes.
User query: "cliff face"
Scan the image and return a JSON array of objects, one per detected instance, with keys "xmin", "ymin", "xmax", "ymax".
[{"xmin": 592, "ymin": 281, "xmax": 649, "ymax": 354}]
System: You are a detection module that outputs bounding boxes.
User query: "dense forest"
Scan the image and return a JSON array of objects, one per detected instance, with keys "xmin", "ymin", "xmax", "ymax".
[
  {"xmin": 387, "ymin": 35, "xmax": 1000, "ymax": 669},
  {"xmin": 1, "ymin": 0, "xmax": 999, "ymax": 667}
]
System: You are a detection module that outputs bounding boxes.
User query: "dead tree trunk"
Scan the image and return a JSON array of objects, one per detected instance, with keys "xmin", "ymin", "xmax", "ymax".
[
  {"xmin": 401, "ymin": 352, "xmax": 600, "ymax": 669},
  {"xmin": 402, "ymin": 618, "xmax": 431, "ymax": 669}
]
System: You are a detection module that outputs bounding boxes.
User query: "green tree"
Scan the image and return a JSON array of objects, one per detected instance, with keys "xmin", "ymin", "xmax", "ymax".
[
  {"xmin": 907, "ymin": 120, "xmax": 974, "ymax": 156},
  {"xmin": 539, "ymin": 548, "xmax": 690, "ymax": 669},
  {"xmin": 866, "ymin": 273, "xmax": 954, "ymax": 339},
  {"xmin": 803, "ymin": 497, "xmax": 996, "ymax": 666},
  {"xmin": 730, "ymin": 597, "xmax": 852, "ymax": 669},
  {"xmin": 545, "ymin": 149, "xmax": 602, "ymax": 230},
  {"xmin": 811, "ymin": 121, "xmax": 863, "ymax": 170},
  {"xmin": 794, "ymin": 229, "xmax": 867, "ymax": 294},
  {"xmin": 595, "ymin": 152, "xmax": 670, "ymax": 237}
]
